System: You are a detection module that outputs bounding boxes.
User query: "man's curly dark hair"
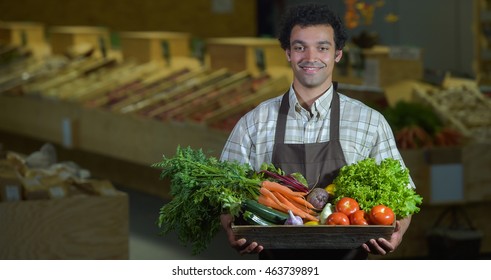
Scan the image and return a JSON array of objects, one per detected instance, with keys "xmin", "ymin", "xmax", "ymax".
[{"xmin": 277, "ymin": 3, "xmax": 348, "ymax": 51}]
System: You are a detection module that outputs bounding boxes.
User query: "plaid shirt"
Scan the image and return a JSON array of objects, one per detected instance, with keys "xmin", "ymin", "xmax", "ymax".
[{"xmin": 220, "ymin": 84, "xmax": 415, "ymax": 188}]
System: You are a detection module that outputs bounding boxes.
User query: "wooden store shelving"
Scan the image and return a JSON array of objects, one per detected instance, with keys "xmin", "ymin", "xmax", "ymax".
[
  {"xmin": 476, "ymin": 0, "xmax": 491, "ymax": 86},
  {"xmin": 0, "ymin": 33, "xmax": 293, "ymax": 198},
  {"xmin": 1, "ymin": 23, "xmax": 491, "ymax": 259}
]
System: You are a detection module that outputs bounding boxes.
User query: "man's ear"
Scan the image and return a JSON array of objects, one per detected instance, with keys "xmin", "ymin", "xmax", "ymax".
[
  {"xmin": 334, "ymin": 50, "xmax": 343, "ymax": 63},
  {"xmin": 285, "ymin": 49, "xmax": 291, "ymax": 62}
]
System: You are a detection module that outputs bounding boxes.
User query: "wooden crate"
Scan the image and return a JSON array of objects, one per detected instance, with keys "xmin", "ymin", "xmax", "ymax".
[
  {"xmin": 206, "ymin": 37, "xmax": 288, "ymax": 75},
  {"xmin": 119, "ymin": 31, "xmax": 192, "ymax": 64},
  {"xmin": 413, "ymin": 85, "xmax": 491, "ymax": 142},
  {"xmin": 0, "ymin": 95, "xmax": 229, "ymax": 198},
  {"xmin": 48, "ymin": 26, "xmax": 111, "ymax": 58},
  {"xmin": 0, "ymin": 192, "xmax": 129, "ymax": 259},
  {"xmin": 362, "ymin": 45, "xmax": 424, "ymax": 87},
  {"xmin": 232, "ymin": 224, "xmax": 394, "ymax": 249}
]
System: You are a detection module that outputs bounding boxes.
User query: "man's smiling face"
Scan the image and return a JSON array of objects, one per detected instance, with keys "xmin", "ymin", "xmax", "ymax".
[{"xmin": 286, "ymin": 24, "xmax": 342, "ymax": 92}]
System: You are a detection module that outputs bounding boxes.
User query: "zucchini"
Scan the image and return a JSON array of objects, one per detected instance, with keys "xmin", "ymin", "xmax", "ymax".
[
  {"xmin": 242, "ymin": 210, "xmax": 274, "ymax": 226},
  {"xmin": 243, "ymin": 199, "xmax": 289, "ymax": 224}
]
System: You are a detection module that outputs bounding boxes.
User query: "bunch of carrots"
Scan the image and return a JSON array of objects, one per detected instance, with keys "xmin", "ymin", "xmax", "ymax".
[{"xmin": 258, "ymin": 180, "xmax": 319, "ymax": 222}]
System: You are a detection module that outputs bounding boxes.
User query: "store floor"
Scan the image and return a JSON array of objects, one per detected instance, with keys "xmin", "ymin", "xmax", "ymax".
[{"xmin": 121, "ymin": 186, "xmax": 256, "ymax": 260}]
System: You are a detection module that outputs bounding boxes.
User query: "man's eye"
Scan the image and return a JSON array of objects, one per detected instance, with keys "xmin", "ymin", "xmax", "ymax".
[
  {"xmin": 319, "ymin": 47, "xmax": 329, "ymax": 52},
  {"xmin": 292, "ymin": 46, "xmax": 304, "ymax": 52}
]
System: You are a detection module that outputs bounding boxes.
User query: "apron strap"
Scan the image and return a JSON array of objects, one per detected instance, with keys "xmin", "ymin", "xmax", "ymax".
[
  {"xmin": 330, "ymin": 82, "xmax": 340, "ymax": 141},
  {"xmin": 274, "ymin": 90, "xmax": 290, "ymax": 144}
]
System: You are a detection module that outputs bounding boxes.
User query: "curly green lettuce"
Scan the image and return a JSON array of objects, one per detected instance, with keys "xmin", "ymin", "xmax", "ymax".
[{"xmin": 333, "ymin": 158, "xmax": 423, "ymax": 219}]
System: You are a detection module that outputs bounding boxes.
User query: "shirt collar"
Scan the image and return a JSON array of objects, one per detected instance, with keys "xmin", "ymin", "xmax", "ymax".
[{"xmin": 288, "ymin": 84, "xmax": 334, "ymax": 119}]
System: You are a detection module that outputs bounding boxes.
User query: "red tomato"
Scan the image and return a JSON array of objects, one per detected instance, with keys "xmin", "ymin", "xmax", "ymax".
[
  {"xmin": 349, "ymin": 210, "xmax": 369, "ymax": 225},
  {"xmin": 335, "ymin": 197, "xmax": 360, "ymax": 216},
  {"xmin": 326, "ymin": 212, "xmax": 350, "ymax": 225},
  {"xmin": 370, "ymin": 205, "xmax": 395, "ymax": 225}
]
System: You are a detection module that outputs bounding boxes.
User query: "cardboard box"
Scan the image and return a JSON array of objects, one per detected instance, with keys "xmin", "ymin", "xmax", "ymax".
[
  {"xmin": 206, "ymin": 37, "xmax": 288, "ymax": 75},
  {"xmin": 362, "ymin": 45, "xmax": 424, "ymax": 88},
  {"xmin": 462, "ymin": 142, "xmax": 491, "ymax": 202},
  {"xmin": 0, "ymin": 177, "xmax": 22, "ymax": 202},
  {"xmin": 0, "ymin": 159, "xmax": 22, "ymax": 202},
  {"xmin": 401, "ymin": 146, "xmax": 463, "ymax": 205},
  {"xmin": 0, "ymin": 192, "xmax": 129, "ymax": 259},
  {"xmin": 0, "ymin": 21, "xmax": 45, "ymax": 46},
  {"xmin": 401, "ymin": 143, "xmax": 491, "ymax": 205},
  {"xmin": 119, "ymin": 31, "xmax": 192, "ymax": 64},
  {"xmin": 48, "ymin": 26, "xmax": 111, "ymax": 58}
]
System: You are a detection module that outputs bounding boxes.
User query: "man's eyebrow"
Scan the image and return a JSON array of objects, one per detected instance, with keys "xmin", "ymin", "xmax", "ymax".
[{"xmin": 291, "ymin": 39, "xmax": 332, "ymax": 45}]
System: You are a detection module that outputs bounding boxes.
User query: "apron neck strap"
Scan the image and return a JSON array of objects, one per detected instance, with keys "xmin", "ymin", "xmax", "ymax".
[
  {"xmin": 330, "ymin": 82, "xmax": 340, "ymax": 140},
  {"xmin": 275, "ymin": 90, "xmax": 290, "ymax": 144}
]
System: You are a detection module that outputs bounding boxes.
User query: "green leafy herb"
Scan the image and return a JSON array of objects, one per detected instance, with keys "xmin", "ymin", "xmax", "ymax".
[
  {"xmin": 152, "ymin": 146, "xmax": 262, "ymax": 255},
  {"xmin": 333, "ymin": 158, "xmax": 423, "ymax": 219}
]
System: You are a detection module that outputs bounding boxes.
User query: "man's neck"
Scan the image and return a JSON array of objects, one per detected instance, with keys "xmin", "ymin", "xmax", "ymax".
[{"xmin": 293, "ymin": 83, "xmax": 332, "ymax": 109}]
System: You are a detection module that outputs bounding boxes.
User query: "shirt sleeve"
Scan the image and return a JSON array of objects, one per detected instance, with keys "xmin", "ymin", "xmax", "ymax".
[{"xmin": 220, "ymin": 115, "xmax": 255, "ymax": 168}]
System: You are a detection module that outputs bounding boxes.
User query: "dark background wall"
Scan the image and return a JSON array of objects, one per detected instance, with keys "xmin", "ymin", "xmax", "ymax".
[
  {"xmin": 258, "ymin": 0, "xmax": 476, "ymax": 78},
  {"xmin": 0, "ymin": 0, "xmax": 257, "ymax": 38},
  {"xmin": 0, "ymin": 0, "xmax": 477, "ymax": 77}
]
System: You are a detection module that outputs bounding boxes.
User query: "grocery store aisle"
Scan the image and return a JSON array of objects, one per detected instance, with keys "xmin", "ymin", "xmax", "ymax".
[{"xmin": 122, "ymin": 186, "xmax": 256, "ymax": 260}]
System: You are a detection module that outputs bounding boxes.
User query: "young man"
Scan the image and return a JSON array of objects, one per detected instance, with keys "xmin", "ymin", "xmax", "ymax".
[{"xmin": 220, "ymin": 3, "xmax": 414, "ymax": 259}]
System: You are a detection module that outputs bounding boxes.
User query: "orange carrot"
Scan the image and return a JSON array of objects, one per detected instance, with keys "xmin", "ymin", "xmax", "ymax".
[
  {"xmin": 287, "ymin": 193, "xmax": 316, "ymax": 210},
  {"xmin": 274, "ymin": 191, "xmax": 319, "ymax": 222},
  {"xmin": 257, "ymin": 194, "xmax": 288, "ymax": 213},
  {"xmin": 280, "ymin": 195, "xmax": 318, "ymax": 215},
  {"xmin": 262, "ymin": 180, "xmax": 316, "ymax": 210},
  {"xmin": 262, "ymin": 180, "xmax": 307, "ymax": 197},
  {"xmin": 260, "ymin": 186, "xmax": 288, "ymax": 208}
]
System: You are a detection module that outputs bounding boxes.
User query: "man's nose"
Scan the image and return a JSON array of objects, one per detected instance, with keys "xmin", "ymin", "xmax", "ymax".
[{"xmin": 303, "ymin": 48, "xmax": 317, "ymax": 61}]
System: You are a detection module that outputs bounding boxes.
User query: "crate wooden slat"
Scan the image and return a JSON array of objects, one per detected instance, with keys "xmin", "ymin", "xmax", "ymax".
[
  {"xmin": 232, "ymin": 224, "xmax": 394, "ymax": 249},
  {"xmin": 109, "ymin": 67, "xmax": 191, "ymax": 113},
  {"xmin": 121, "ymin": 68, "xmax": 210, "ymax": 114},
  {"xmin": 163, "ymin": 71, "xmax": 252, "ymax": 120},
  {"xmin": 146, "ymin": 68, "xmax": 230, "ymax": 118},
  {"xmin": 203, "ymin": 75, "xmax": 288, "ymax": 125}
]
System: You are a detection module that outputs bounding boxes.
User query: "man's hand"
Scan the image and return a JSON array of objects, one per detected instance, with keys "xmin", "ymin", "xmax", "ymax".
[
  {"xmin": 362, "ymin": 215, "xmax": 412, "ymax": 255},
  {"xmin": 220, "ymin": 213, "xmax": 264, "ymax": 255}
]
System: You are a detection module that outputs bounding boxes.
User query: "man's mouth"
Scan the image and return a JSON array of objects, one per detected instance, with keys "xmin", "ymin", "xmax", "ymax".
[
  {"xmin": 298, "ymin": 62, "xmax": 325, "ymax": 73},
  {"xmin": 301, "ymin": 66, "xmax": 324, "ymax": 74}
]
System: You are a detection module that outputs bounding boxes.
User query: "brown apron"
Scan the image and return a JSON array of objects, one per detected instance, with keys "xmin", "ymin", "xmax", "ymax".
[
  {"xmin": 260, "ymin": 83, "xmax": 368, "ymax": 259},
  {"xmin": 271, "ymin": 83, "xmax": 346, "ymax": 189}
]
